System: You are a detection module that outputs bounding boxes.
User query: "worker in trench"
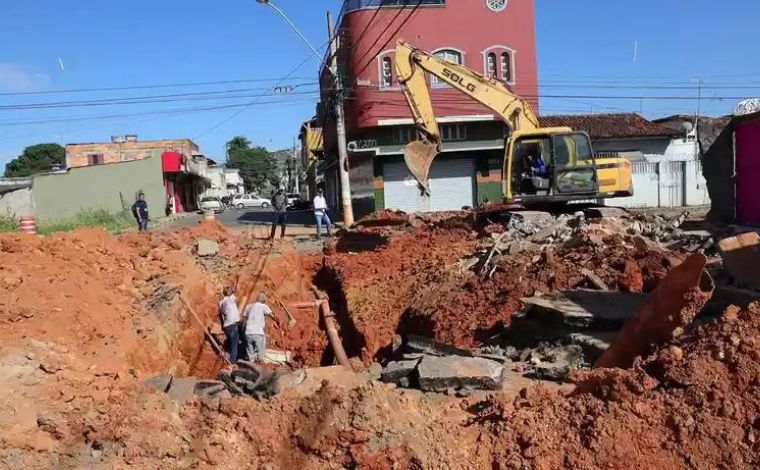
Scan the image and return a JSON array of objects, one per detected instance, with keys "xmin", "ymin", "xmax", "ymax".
[
  {"xmin": 218, "ymin": 286, "xmax": 243, "ymax": 366},
  {"xmin": 242, "ymin": 292, "xmax": 280, "ymax": 362}
]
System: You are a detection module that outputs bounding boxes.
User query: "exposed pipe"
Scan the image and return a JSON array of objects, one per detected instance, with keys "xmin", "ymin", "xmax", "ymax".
[
  {"xmin": 318, "ymin": 300, "xmax": 353, "ymax": 371},
  {"xmin": 309, "ymin": 285, "xmax": 353, "ymax": 371}
]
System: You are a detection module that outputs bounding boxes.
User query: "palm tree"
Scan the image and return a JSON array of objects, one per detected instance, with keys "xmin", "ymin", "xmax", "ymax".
[{"xmin": 226, "ymin": 136, "xmax": 251, "ymax": 154}]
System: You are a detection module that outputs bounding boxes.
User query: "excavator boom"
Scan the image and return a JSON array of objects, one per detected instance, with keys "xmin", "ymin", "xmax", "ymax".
[{"xmin": 395, "ymin": 40, "xmax": 540, "ymax": 190}]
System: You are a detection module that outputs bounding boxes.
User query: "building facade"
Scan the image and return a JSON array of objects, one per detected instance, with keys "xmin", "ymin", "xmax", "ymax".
[
  {"xmin": 319, "ymin": 0, "xmax": 539, "ymax": 216},
  {"xmin": 65, "ymin": 137, "xmax": 199, "ymax": 169},
  {"xmin": 539, "ymin": 113, "xmax": 710, "ymax": 209},
  {"xmin": 703, "ymin": 111, "xmax": 760, "ymax": 224}
]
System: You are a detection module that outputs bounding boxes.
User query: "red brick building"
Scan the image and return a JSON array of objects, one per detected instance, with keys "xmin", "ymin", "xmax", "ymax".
[{"xmin": 318, "ymin": 0, "xmax": 539, "ymax": 215}]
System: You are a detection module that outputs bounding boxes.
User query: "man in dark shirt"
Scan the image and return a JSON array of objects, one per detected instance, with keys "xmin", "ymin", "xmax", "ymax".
[
  {"xmin": 131, "ymin": 193, "xmax": 149, "ymax": 231},
  {"xmin": 270, "ymin": 187, "xmax": 288, "ymax": 240}
]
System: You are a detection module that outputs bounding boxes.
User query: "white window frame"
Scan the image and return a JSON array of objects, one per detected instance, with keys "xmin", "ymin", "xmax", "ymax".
[
  {"xmin": 431, "ymin": 47, "xmax": 465, "ymax": 88},
  {"xmin": 486, "ymin": 52, "xmax": 497, "ymax": 79},
  {"xmin": 441, "ymin": 124, "xmax": 467, "ymax": 142},
  {"xmin": 481, "ymin": 45, "xmax": 517, "ymax": 85},
  {"xmin": 376, "ymin": 49, "xmax": 399, "ymax": 91}
]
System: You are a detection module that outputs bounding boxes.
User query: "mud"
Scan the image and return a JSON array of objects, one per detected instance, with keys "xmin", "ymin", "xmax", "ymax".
[{"xmin": 2, "ymin": 216, "xmax": 759, "ymax": 469}]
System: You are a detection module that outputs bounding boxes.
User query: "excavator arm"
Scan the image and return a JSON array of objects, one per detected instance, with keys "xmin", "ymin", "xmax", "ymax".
[{"xmin": 395, "ymin": 40, "xmax": 540, "ymax": 191}]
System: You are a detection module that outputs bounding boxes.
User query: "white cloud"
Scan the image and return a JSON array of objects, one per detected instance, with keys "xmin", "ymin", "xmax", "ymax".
[{"xmin": 0, "ymin": 63, "xmax": 51, "ymax": 92}]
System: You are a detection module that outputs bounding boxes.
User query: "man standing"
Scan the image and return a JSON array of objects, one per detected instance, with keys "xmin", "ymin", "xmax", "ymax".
[
  {"xmin": 218, "ymin": 287, "xmax": 241, "ymax": 364},
  {"xmin": 242, "ymin": 292, "xmax": 279, "ymax": 362},
  {"xmin": 131, "ymin": 193, "xmax": 149, "ymax": 231},
  {"xmin": 313, "ymin": 188, "xmax": 332, "ymax": 239},
  {"xmin": 270, "ymin": 187, "xmax": 288, "ymax": 240}
]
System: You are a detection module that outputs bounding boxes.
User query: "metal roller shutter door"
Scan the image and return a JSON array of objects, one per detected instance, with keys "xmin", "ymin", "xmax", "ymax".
[
  {"xmin": 428, "ymin": 159, "xmax": 475, "ymax": 211},
  {"xmin": 383, "ymin": 159, "xmax": 475, "ymax": 213}
]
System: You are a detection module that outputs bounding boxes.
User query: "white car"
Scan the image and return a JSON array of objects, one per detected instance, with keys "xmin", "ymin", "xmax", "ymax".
[
  {"xmin": 199, "ymin": 196, "xmax": 225, "ymax": 213},
  {"xmin": 232, "ymin": 193, "xmax": 270, "ymax": 209}
]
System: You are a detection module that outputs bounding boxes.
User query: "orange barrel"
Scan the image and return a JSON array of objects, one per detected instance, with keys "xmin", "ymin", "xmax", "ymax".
[{"xmin": 19, "ymin": 215, "xmax": 37, "ymax": 235}]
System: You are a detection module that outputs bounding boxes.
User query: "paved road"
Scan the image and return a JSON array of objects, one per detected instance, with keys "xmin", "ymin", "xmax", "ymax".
[{"xmin": 168, "ymin": 207, "xmax": 339, "ymax": 236}]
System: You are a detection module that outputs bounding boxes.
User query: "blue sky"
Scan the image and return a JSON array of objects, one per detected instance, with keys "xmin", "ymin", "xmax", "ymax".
[{"xmin": 1, "ymin": 0, "xmax": 759, "ymax": 168}]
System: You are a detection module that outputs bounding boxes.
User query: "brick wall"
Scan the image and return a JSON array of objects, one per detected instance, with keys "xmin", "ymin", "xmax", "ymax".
[{"xmin": 65, "ymin": 139, "xmax": 199, "ymax": 168}]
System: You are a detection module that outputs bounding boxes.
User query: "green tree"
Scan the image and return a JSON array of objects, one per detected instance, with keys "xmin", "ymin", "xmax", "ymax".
[
  {"xmin": 225, "ymin": 136, "xmax": 278, "ymax": 193},
  {"xmin": 4, "ymin": 143, "xmax": 65, "ymax": 177}
]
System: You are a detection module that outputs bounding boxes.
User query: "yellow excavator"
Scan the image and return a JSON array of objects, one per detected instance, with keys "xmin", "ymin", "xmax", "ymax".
[{"xmin": 394, "ymin": 40, "xmax": 633, "ymax": 205}]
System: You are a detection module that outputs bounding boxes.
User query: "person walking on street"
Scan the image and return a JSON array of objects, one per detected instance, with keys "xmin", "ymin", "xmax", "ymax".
[
  {"xmin": 242, "ymin": 292, "xmax": 279, "ymax": 362},
  {"xmin": 270, "ymin": 187, "xmax": 288, "ymax": 240},
  {"xmin": 313, "ymin": 189, "xmax": 332, "ymax": 239},
  {"xmin": 218, "ymin": 287, "xmax": 242, "ymax": 365},
  {"xmin": 131, "ymin": 193, "xmax": 149, "ymax": 231}
]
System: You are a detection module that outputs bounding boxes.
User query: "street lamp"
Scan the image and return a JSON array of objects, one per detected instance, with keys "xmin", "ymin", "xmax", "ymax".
[{"xmin": 255, "ymin": 0, "xmax": 323, "ymax": 61}]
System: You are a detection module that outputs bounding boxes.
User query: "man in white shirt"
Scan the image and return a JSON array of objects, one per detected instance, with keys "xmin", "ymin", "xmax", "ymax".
[
  {"xmin": 218, "ymin": 286, "xmax": 241, "ymax": 364},
  {"xmin": 313, "ymin": 189, "xmax": 332, "ymax": 239},
  {"xmin": 242, "ymin": 292, "xmax": 279, "ymax": 362}
]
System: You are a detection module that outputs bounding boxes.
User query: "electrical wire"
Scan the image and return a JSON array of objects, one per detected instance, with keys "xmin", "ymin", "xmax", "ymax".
[
  {"xmin": 352, "ymin": 0, "xmax": 425, "ymax": 79},
  {"xmin": 349, "ymin": 1, "xmax": 408, "ymax": 72}
]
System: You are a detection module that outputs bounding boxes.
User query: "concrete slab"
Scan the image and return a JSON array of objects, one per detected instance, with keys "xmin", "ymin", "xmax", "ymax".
[
  {"xmin": 166, "ymin": 377, "xmax": 198, "ymax": 402},
  {"xmin": 522, "ymin": 290, "xmax": 646, "ymax": 326},
  {"xmin": 381, "ymin": 359, "xmax": 420, "ymax": 385},
  {"xmin": 142, "ymin": 374, "xmax": 172, "ymax": 393},
  {"xmin": 196, "ymin": 239, "xmax": 219, "ymax": 257},
  {"xmin": 405, "ymin": 335, "xmax": 472, "ymax": 357},
  {"xmin": 718, "ymin": 232, "xmax": 760, "ymax": 289},
  {"xmin": 417, "ymin": 355, "xmax": 504, "ymax": 392}
]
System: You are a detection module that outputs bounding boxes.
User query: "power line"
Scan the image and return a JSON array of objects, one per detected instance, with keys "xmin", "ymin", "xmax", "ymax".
[
  {"xmin": 353, "ymin": 0, "xmax": 425, "ymax": 79},
  {"xmin": 350, "ymin": 1, "xmax": 408, "ymax": 72},
  {"xmin": 193, "ymin": 46, "xmax": 328, "ymax": 139},
  {"xmin": 0, "ymin": 89, "xmax": 320, "ymax": 111},
  {"xmin": 0, "ymin": 77, "xmax": 317, "ymax": 97}
]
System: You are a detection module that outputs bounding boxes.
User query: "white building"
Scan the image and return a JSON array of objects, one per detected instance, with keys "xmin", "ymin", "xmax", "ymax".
[
  {"xmin": 204, "ymin": 165, "xmax": 245, "ymax": 199},
  {"xmin": 539, "ymin": 113, "xmax": 709, "ymax": 208}
]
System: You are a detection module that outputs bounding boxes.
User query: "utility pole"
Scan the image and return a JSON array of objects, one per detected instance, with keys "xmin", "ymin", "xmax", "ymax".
[
  {"xmin": 293, "ymin": 136, "xmax": 300, "ymax": 194},
  {"xmin": 327, "ymin": 11, "xmax": 354, "ymax": 226}
]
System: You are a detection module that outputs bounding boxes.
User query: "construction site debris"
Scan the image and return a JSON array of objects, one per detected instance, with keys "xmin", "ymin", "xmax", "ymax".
[
  {"xmin": 417, "ymin": 355, "xmax": 505, "ymax": 392},
  {"xmin": 196, "ymin": 238, "xmax": 220, "ymax": 257},
  {"xmin": 596, "ymin": 253, "xmax": 714, "ymax": 369},
  {"xmin": 521, "ymin": 290, "xmax": 646, "ymax": 327},
  {"xmin": 380, "ymin": 359, "xmax": 420, "ymax": 387},
  {"xmin": 405, "ymin": 334, "xmax": 473, "ymax": 357},
  {"xmin": 718, "ymin": 231, "xmax": 760, "ymax": 289}
]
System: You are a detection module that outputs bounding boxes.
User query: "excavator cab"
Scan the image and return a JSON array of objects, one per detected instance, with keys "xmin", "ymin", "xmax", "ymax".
[{"xmin": 506, "ymin": 130, "xmax": 599, "ymax": 202}]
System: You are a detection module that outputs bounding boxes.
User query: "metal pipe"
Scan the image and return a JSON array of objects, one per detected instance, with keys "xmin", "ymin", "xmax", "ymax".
[{"xmin": 318, "ymin": 300, "xmax": 353, "ymax": 370}]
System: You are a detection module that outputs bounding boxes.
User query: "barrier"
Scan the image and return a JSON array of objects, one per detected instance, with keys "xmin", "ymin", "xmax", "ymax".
[{"xmin": 19, "ymin": 215, "xmax": 37, "ymax": 235}]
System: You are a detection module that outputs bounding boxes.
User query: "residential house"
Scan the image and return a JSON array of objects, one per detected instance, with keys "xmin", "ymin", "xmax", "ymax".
[
  {"xmin": 65, "ymin": 136, "xmax": 209, "ymax": 215},
  {"xmin": 65, "ymin": 137, "xmax": 198, "ymax": 168},
  {"xmin": 539, "ymin": 113, "xmax": 709, "ymax": 208},
  {"xmin": 318, "ymin": 0, "xmax": 539, "ymax": 215},
  {"xmin": 205, "ymin": 166, "xmax": 246, "ymax": 199},
  {"xmin": 702, "ymin": 110, "xmax": 760, "ymax": 224}
]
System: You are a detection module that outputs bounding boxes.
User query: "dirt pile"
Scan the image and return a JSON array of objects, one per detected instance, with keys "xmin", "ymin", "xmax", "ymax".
[
  {"xmin": 476, "ymin": 302, "xmax": 760, "ymax": 469},
  {"xmin": 322, "ymin": 223, "xmax": 674, "ymax": 359},
  {"xmin": 320, "ymin": 226, "xmax": 478, "ymax": 362}
]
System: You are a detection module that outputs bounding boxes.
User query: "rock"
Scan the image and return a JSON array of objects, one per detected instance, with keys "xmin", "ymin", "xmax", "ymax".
[
  {"xmin": 456, "ymin": 386, "xmax": 475, "ymax": 398},
  {"xmin": 196, "ymin": 239, "xmax": 219, "ymax": 257},
  {"xmin": 166, "ymin": 377, "xmax": 199, "ymax": 402},
  {"xmin": 405, "ymin": 335, "xmax": 472, "ymax": 357},
  {"xmin": 417, "ymin": 355, "xmax": 505, "ymax": 392},
  {"xmin": 270, "ymin": 369, "xmax": 308, "ymax": 395},
  {"xmin": 381, "ymin": 359, "xmax": 421, "ymax": 385},
  {"xmin": 508, "ymin": 241, "xmax": 522, "ymax": 256},
  {"xmin": 142, "ymin": 374, "xmax": 173, "ymax": 393},
  {"xmin": 365, "ymin": 362, "xmax": 383, "ymax": 381},
  {"xmin": 533, "ymin": 362, "xmax": 571, "ymax": 381}
]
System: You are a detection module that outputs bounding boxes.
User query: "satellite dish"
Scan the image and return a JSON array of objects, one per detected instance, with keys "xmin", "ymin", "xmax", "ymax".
[
  {"xmin": 734, "ymin": 98, "xmax": 760, "ymax": 116},
  {"xmin": 680, "ymin": 121, "xmax": 694, "ymax": 134}
]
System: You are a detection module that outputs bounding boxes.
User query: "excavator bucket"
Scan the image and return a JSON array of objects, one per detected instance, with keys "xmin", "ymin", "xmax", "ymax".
[{"xmin": 404, "ymin": 139, "xmax": 439, "ymax": 194}]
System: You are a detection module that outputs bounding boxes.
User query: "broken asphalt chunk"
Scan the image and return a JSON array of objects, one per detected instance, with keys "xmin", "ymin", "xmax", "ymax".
[
  {"xmin": 405, "ymin": 335, "xmax": 472, "ymax": 357},
  {"xmin": 381, "ymin": 359, "xmax": 421, "ymax": 385},
  {"xmin": 417, "ymin": 355, "xmax": 505, "ymax": 392}
]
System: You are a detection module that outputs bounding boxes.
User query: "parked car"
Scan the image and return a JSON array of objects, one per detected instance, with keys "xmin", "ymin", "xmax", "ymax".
[
  {"xmin": 232, "ymin": 193, "xmax": 270, "ymax": 209},
  {"xmin": 199, "ymin": 197, "xmax": 225, "ymax": 213}
]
